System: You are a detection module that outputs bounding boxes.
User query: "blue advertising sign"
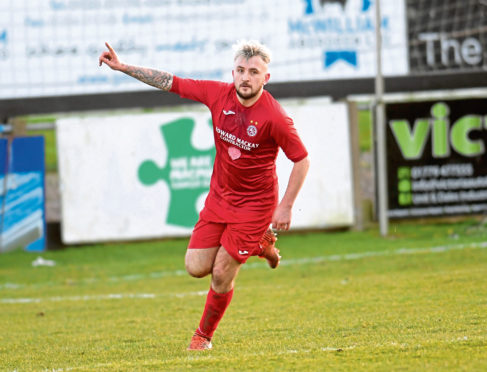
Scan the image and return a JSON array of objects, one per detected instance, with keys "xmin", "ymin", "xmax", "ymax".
[{"xmin": 0, "ymin": 137, "xmax": 46, "ymax": 252}]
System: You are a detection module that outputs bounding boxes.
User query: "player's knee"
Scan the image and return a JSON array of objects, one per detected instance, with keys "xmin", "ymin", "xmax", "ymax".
[
  {"xmin": 211, "ymin": 266, "xmax": 233, "ymax": 291},
  {"xmin": 185, "ymin": 257, "xmax": 209, "ymax": 278},
  {"xmin": 186, "ymin": 266, "xmax": 207, "ymax": 278}
]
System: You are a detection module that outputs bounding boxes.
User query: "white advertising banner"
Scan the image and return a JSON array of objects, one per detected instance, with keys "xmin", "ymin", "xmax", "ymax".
[
  {"xmin": 1, "ymin": 0, "xmax": 407, "ymax": 99},
  {"xmin": 56, "ymin": 99, "xmax": 353, "ymax": 244}
]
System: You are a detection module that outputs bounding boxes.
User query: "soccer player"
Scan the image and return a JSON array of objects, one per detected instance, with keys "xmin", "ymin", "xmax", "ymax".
[{"xmin": 99, "ymin": 40, "xmax": 310, "ymax": 350}]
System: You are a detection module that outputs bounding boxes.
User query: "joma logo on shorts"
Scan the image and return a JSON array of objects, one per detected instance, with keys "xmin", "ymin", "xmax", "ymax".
[{"xmin": 238, "ymin": 250, "xmax": 249, "ymax": 255}]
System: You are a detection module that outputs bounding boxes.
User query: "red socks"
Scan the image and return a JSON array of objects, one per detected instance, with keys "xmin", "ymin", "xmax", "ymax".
[{"xmin": 196, "ymin": 287, "xmax": 234, "ymax": 340}]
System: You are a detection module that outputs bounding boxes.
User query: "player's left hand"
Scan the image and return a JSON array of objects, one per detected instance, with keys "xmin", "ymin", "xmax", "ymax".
[{"xmin": 272, "ymin": 204, "xmax": 292, "ymax": 231}]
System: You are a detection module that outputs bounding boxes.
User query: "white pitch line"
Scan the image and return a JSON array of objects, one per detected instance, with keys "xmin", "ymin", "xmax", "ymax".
[
  {"xmin": 1, "ymin": 241, "xmax": 486, "ymax": 292},
  {"xmin": 0, "ymin": 290, "xmax": 208, "ymax": 304}
]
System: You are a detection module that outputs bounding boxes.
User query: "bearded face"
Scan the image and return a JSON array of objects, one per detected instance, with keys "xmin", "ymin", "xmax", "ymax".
[{"xmin": 232, "ymin": 56, "xmax": 270, "ymax": 105}]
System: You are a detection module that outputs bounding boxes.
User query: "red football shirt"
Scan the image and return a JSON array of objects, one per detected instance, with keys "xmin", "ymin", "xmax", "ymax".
[{"xmin": 171, "ymin": 76, "xmax": 308, "ymax": 222}]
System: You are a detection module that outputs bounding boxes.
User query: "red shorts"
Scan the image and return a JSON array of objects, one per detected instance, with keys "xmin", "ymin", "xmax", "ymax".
[{"xmin": 188, "ymin": 217, "xmax": 271, "ymax": 264}]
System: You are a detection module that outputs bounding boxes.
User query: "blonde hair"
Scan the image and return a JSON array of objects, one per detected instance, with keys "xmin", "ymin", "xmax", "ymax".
[{"xmin": 233, "ymin": 40, "xmax": 271, "ymax": 64}]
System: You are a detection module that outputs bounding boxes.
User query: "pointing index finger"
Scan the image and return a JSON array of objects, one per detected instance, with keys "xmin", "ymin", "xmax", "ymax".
[{"xmin": 105, "ymin": 42, "xmax": 114, "ymax": 53}]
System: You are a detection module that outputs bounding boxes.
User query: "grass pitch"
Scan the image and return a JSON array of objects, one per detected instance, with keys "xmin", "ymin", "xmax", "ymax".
[{"xmin": 1, "ymin": 220, "xmax": 486, "ymax": 371}]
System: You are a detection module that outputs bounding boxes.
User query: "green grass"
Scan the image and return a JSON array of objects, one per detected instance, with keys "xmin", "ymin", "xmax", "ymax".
[
  {"xmin": 1, "ymin": 220, "xmax": 487, "ymax": 371},
  {"xmin": 24, "ymin": 116, "xmax": 58, "ymax": 173},
  {"xmin": 358, "ymin": 109, "xmax": 372, "ymax": 152}
]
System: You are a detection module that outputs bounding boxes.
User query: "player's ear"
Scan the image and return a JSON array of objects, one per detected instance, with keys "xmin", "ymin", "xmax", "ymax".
[
  {"xmin": 232, "ymin": 70, "xmax": 235, "ymax": 79},
  {"xmin": 264, "ymin": 73, "xmax": 270, "ymax": 85}
]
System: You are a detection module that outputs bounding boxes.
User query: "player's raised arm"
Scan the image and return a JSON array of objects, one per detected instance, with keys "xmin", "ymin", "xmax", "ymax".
[{"xmin": 98, "ymin": 42, "xmax": 173, "ymax": 91}]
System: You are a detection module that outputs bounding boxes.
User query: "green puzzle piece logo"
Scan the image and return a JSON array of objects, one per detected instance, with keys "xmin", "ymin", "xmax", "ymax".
[{"xmin": 138, "ymin": 117, "xmax": 215, "ymax": 228}]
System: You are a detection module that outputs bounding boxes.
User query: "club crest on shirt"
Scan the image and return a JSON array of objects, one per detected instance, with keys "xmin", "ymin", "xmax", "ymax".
[{"xmin": 247, "ymin": 125, "xmax": 257, "ymax": 137}]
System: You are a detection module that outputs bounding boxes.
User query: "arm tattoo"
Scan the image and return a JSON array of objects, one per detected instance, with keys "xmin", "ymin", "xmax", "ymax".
[{"xmin": 124, "ymin": 65, "xmax": 173, "ymax": 91}]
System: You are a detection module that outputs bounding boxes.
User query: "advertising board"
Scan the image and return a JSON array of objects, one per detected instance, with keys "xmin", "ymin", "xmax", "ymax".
[
  {"xmin": 386, "ymin": 98, "xmax": 487, "ymax": 218},
  {"xmin": 1, "ymin": 0, "xmax": 407, "ymax": 99},
  {"xmin": 57, "ymin": 99, "xmax": 354, "ymax": 243},
  {"xmin": 0, "ymin": 137, "xmax": 46, "ymax": 252},
  {"xmin": 407, "ymin": 0, "xmax": 486, "ymax": 73}
]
